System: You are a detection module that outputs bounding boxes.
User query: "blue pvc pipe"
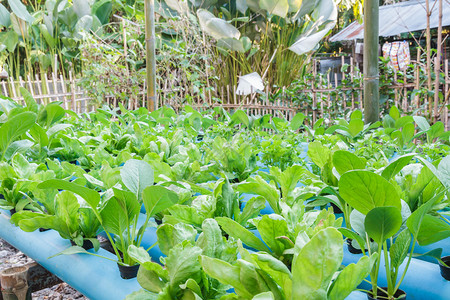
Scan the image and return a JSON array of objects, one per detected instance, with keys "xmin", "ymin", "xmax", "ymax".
[
  {"xmin": 412, "ymin": 238, "xmax": 450, "ymax": 264},
  {"xmin": 342, "ymin": 245, "xmax": 450, "ymax": 299},
  {"xmin": 345, "ymin": 291, "xmax": 367, "ymax": 299},
  {"xmin": 240, "ymin": 193, "xmax": 274, "ymax": 215},
  {"xmin": 136, "ymin": 213, "xmax": 165, "ymax": 261},
  {"xmin": 0, "ymin": 211, "xmax": 141, "ymax": 300}
]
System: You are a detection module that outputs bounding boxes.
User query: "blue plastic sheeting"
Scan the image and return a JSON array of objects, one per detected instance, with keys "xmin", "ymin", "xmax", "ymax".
[
  {"xmin": 342, "ymin": 246, "xmax": 450, "ymax": 299},
  {"xmin": 0, "ymin": 211, "xmax": 141, "ymax": 300}
]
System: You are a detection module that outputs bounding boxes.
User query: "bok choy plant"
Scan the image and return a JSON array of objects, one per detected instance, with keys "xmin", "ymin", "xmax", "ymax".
[{"xmin": 40, "ymin": 159, "xmax": 179, "ymax": 266}]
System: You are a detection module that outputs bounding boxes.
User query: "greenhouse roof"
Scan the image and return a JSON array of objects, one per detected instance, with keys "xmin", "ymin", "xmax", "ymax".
[{"xmin": 329, "ymin": 0, "xmax": 450, "ymax": 42}]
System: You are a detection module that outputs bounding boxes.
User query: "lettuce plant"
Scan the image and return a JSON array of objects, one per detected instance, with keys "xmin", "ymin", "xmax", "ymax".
[
  {"xmin": 11, "ymin": 191, "xmax": 101, "ymax": 250},
  {"xmin": 0, "ymin": 153, "xmax": 50, "ymax": 211},
  {"xmin": 126, "ymin": 219, "xmax": 237, "ymax": 299},
  {"xmin": 200, "ymin": 227, "xmax": 375, "ymax": 299}
]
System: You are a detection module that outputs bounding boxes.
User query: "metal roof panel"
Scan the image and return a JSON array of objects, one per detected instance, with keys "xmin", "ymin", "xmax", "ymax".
[{"xmin": 329, "ymin": 0, "xmax": 450, "ymax": 42}]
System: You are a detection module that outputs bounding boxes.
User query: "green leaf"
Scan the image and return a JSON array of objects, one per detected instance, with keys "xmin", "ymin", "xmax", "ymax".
[
  {"xmin": 259, "ymin": 0, "xmax": 289, "ymax": 17},
  {"xmin": 197, "ymin": 9, "xmax": 240, "ymax": 40},
  {"xmin": 236, "ymin": 176, "xmax": 280, "ymax": 214},
  {"xmin": 0, "ymin": 4, "xmax": 11, "ymax": 27},
  {"xmin": 121, "ymin": 159, "xmax": 154, "ymax": 200},
  {"xmin": 252, "ymin": 292, "xmax": 274, "ymax": 300},
  {"xmin": 0, "ymin": 31, "xmax": 18, "ymax": 52},
  {"xmin": 307, "ymin": 141, "xmax": 331, "ymax": 170},
  {"xmin": 38, "ymin": 179, "xmax": 100, "ymax": 210},
  {"xmin": 8, "ymin": 0, "xmax": 34, "ymax": 23},
  {"xmin": 166, "ymin": 243, "xmax": 202, "ymax": 292},
  {"xmin": 292, "ymin": 228, "xmax": 343, "ymax": 299},
  {"xmin": 0, "ymin": 111, "xmax": 36, "ymax": 158},
  {"xmin": 92, "ymin": 0, "xmax": 112, "ymax": 24},
  {"xmin": 416, "ymin": 215, "xmax": 450, "ymax": 246},
  {"xmin": 337, "ymin": 227, "xmax": 366, "ymax": 253},
  {"xmin": 389, "ymin": 229, "xmax": 412, "ymax": 271},
  {"xmin": 216, "ymin": 217, "xmax": 270, "ymax": 252},
  {"xmin": 200, "ymin": 255, "xmax": 253, "ymax": 298},
  {"xmin": 4, "ymin": 140, "xmax": 33, "ymax": 161},
  {"xmin": 101, "ymin": 187, "xmax": 140, "ymax": 236},
  {"xmin": 256, "ymin": 215, "xmax": 289, "ymax": 257},
  {"xmin": 138, "ymin": 261, "xmax": 168, "ymax": 293},
  {"xmin": 55, "ymin": 191, "xmax": 80, "ymax": 235},
  {"xmin": 19, "ymin": 87, "xmax": 38, "ymax": 113},
  {"xmin": 128, "ymin": 245, "xmax": 151, "ymax": 264},
  {"xmin": 380, "ymin": 154, "xmax": 415, "ymax": 180},
  {"xmin": 156, "ymin": 223, "xmax": 196, "ymax": 256},
  {"xmin": 416, "ymin": 156, "xmax": 450, "ymax": 189},
  {"xmin": 289, "ymin": 113, "xmax": 305, "ymax": 130},
  {"xmin": 230, "ymin": 110, "xmax": 249, "ymax": 128},
  {"xmin": 48, "ymin": 246, "xmax": 90, "ymax": 259},
  {"xmin": 29, "ymin": 124, "xmax": 49, "ymax": 148},
  {"xmin": 125, "ymin": 289, "xmax": 158, "ymax": 300},
  {"xmin": 406, "ymin": 190, "xmax": 445, "ymax": 237},
  {"xmin": 37, "ymin": 103, "xmax": 66, "ymax": 128},
  {"xmin": 389, "ymin": 106, "xmax": 400, "ymax": 120},
  {"xmin": 332, "ymin": 150, "xmax": 365, "ymax": 175},
  {"xmin": 73, "ymin": 0, "xmax": 91, "ymax": 18},
  {"xmin": 328, "ymin": 255, "xmax": 375, "ymax": 299},
  {"xmin": 348, "ymin": 118, "xmax": 364, "ymax": 137},
  {"xmin": 142, "ymin": 185, "xmax": 178, "ymax": 217},
  {"xmin": 413, "ymin": 116, "xmax": 430, "ymax": 131},
  {"xmin": 196, "ymin": 219, "xmax": 225, "ymax": 257},
  {"xmin": 253, "ymin": 253, "xmax": 292, "ymax": 298},
  {"xmin": 339, "ymin": 170, "xmax": 401, "ymax": 214},
  {"xmin": 364, "ymin": 206, "xmax": 402, "ymax": 244}
]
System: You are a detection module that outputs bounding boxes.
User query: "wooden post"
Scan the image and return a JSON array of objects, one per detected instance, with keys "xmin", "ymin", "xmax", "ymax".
[
  {"xmin": 363, "ymin": 0, "xmax": 380, "ymax": 123},
  {"xmin": 145, "ymin": 0, "xmax": 157, "ymax": 111},
  {"xmin": 69, "ymin": 71, "xmax": 76, "ymax": 112},
  {"xmin": 426, "ymin": 0, "xmax": 433, "ymax": 118},
  {"xmin": 433, "ymin": 0, "xmax": 443, "ymax": 122},
  {"xmin": 415, "ymin": 48, "xmax": 421, "ymax": 109},
  {"xmin": 1, "ymin": 266, "xmax": 31, "ymax": 300}
]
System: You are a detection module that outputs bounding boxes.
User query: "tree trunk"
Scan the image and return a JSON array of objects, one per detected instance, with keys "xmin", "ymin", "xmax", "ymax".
[{"xmin": 363, "ymin": 0, "xmax": 380, "ymax": 123}]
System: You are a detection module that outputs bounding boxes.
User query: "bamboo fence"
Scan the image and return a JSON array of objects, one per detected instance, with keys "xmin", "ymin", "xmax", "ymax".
[{"xmin": 1, "ymin": 57, "xmax": 449, "ymax": 129}]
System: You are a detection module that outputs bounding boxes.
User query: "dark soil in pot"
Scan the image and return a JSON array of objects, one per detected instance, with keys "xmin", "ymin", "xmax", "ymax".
[
  {"xmin": 367, "ymin": 287, "xmax": 406, "ymax": 300},
  {"xmin": 117, "ymin": 263, "xmax": 140, "ymax": 279},
  {"xmin": 70, "ymin": 238, "xmax": 95, "ymax": 250},
  {"xmin": 347, "ymin": 239, "xmax": 366, "ymax": 254},
  {"xmin": 439, "ymin": 256, "xmax": 450, "ymax": 280}
]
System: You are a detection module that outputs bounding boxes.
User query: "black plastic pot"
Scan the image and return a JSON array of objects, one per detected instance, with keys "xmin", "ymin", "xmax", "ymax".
[
  {"xmin": 439, "ymin": 256, "xmax": 450, "ymax": 280},
  {"xmin": 117, "ymin": 263, "xmax": 140, "ymax": 279},
  {"xmin": 70, "ymin": 239, "xmax": 95, "ymax": 250},
  {"xmin": 330, "ymin": 202, "xmax": 343, "ymax": 214},
  {"xmin": 347, "ymin": 239, "xmax": 365, "ymax": 254},
  {"xmin": 367, "ymin": 287, "xmax": 406, "ymax": 300}
]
